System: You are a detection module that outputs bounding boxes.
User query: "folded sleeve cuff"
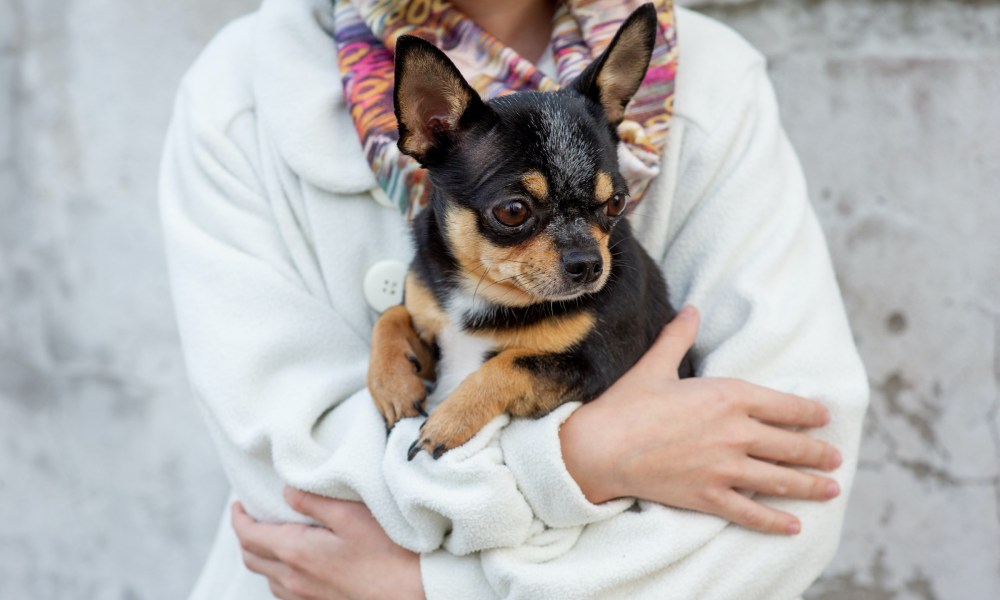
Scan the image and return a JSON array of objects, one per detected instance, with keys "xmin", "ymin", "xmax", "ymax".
[
  {"xmin": 500, "ymin": 402, "xmax": 634, "ymax": 529},
  {"xmin": 421, "ymin": 549, "xmax": 497, "ymax": 600}
]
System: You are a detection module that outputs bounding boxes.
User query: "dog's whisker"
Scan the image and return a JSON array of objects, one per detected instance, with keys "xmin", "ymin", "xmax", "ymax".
[
  {"xmin": 492, "ymin": 257, "xmax": 532, "ymax": 265},
  {"xmin": 607, "ymin": 239, "xmax": 629, "ymax": 254},
  {"xmin": 480, "ymin": 271, "xmax": 531, "ymax": 294},
  {"xmin": 472, "ymin": 265, "xmax": 491, "ymax": 312}
]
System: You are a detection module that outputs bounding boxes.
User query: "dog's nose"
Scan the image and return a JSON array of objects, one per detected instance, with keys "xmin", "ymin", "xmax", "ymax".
[{"xmin": 562, "ymin": 251, "xmax": 603, "ymax": 285}]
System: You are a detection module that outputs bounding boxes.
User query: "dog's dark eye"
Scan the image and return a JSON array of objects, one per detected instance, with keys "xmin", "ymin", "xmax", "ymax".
[
  {"xmin": 493, "ymin": 201, "xmax": 530, "ymax": 227},
  {"xmin": 605, "ymin": 192, "xmax": 629, "ymax": 218}
]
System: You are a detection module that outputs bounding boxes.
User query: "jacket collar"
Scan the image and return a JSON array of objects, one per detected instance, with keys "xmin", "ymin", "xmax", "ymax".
[{"xmin": 254, "ymin": 0, "xmax": 377, "ymax": 195}]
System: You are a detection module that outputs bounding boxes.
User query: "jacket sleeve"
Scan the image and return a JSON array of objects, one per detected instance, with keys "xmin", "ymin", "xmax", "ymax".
[
  {"xmin": 420, "ymin": 57, "xmax": 869, "ymax": 600},
  {"xmin": 158, "ymin": 74, "xmax": 369, "ymax": 524}
]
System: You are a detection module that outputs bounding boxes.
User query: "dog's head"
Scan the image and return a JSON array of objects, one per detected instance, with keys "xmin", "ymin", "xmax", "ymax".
[{"xmin": 394, "ymin": 4, "xmax": 657, "ymax": 307}]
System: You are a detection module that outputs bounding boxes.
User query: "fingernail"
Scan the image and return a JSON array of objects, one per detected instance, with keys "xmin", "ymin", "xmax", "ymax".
[
  {"xmin": 827, "ymin": 482, "xmax": 840, "ymax": 498},
  {"xmin": 679, "ymin": 305, "xmax": 696, "ymax": 320},
  {"xmin": 830, "ymin": 451, "xmax": 842, "ymax": 469},
  {"xmin": 822, "ymin": 409, "xmax": 831, "ymax": 426},
  {"xmin": 786, "ymin": 521, "xmax": 801, "ymax": 535}
]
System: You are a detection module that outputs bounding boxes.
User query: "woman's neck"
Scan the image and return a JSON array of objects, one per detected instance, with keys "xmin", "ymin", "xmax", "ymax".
[{"xmin": 450, "ymin": 0, "xmax": 556, "ymax": 61}]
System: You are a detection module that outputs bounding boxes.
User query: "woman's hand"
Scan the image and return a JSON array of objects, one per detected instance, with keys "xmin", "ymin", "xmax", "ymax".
[
  {"xmin": 232, "ymin": 488, "xmax": 425, "ymax": 600},
  {"xmin": 560, "ymin": 306, "xmax": 842, "ymax": 535}
]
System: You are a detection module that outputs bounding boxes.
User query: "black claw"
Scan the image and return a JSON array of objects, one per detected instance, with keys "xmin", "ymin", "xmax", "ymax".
[
  {"xmin": 407, "ymin": 355, "xmax": 422, "ymax": 374},
  {"xmin": 407, "ymin": 440, "xmax": 421, "ymax": 461},
  {"xmin": 432, "ymin": 444, "xmax": 446, "ymax": 459},
  {"xmin": 413, "ymin": 399, "xmax": 428, "ymax": 417}
]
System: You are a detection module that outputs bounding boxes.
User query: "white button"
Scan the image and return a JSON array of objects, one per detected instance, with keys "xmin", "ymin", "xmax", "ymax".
[{"xmin": 363, "ymin": 259, "xmax": 408, "ymax": 313}]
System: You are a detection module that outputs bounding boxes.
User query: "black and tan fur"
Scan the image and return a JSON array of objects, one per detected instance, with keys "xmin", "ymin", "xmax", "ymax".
[{"xmin": 368, "ymin": 4, "xmax": 694, "ymax": 460}]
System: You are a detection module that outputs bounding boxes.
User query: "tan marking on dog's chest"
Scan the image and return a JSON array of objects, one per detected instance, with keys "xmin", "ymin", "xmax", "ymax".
[
  {"xmin": 411, "ymin": 348, "xmax": 571, "ymax": 456},
  {"xmin": 463, "ymin": 349, "xmax": 569, "ymax": 419},
  {"xmin": 473, "ymin": 310, "xmax": 596, "ymax": 354}
]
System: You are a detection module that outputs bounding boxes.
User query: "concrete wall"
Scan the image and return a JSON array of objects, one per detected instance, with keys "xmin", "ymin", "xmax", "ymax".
[{"xmin": 1, "ymin": 0, "xmax": 997, "ymax": 598}]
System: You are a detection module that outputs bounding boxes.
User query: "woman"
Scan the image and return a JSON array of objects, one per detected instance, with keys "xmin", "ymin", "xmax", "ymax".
[{"xmin": 160, "ymin": 0, "xmax": 868, "ymax": 598}]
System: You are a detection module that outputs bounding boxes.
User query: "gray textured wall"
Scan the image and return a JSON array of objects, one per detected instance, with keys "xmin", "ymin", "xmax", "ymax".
[{"xmin": 1, "ymin": 0, "xmax": 997, "ymax": 598}]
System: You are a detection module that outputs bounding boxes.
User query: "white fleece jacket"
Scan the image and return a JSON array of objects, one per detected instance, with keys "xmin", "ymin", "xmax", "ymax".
[{"xmin": 160, "ymin": 1, "xmax": 869, "ymax": 598}]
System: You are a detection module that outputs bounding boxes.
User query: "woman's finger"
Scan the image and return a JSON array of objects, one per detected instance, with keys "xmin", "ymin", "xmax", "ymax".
[
  {"xmin": 242, "ymin": 548, "xmax": 292, "ymax": 580},
  {"xmin": 745, "ymin": 424, "xmax": 842, "ymax": 471},
  {"xmin": 638, "ymin": 305, "xmax": 699, "ymax": 377},
  {"xmin": 243, "ymin": 551, "xmax": 317, "ymax": 600},
  {"xmin": 231, "ymin": 502, "xmax": 312, "ymax": 562},
  {"xmin": 284, "ymin": 487, "xmax": 371, "ymax": 534},
  {"xmin": 732, "ymin": 459, "xmax": 840, "ymax": 501},
  {"xmin": 713, "ymin": 489, "xmax": 801, "ymax": 535},
  {"xmin": 267, "ymin": 580, "xmax": 306, "ymax": 600},
  {"xmin": 740, "ymin": 383, "xmax": 830, "ymax": 428},
  {"xmin": 232, "ymin": 502, "xmax": 278, "ymax": 560}
]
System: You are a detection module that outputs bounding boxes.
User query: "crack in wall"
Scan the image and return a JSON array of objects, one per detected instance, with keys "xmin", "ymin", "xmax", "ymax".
[
  {"xmin": 859, "ymin": 394, "xmax": 998, "ymax": 489},
  {"xmin": 989, "ymin": 318, "xmax": 1000, "ymax": 573},
  {"xmin": 0, "ymin": 0, "xmax": 28, "ymax": 336},
  {"xmin": 874, "ymin": 371, "xmax": 947, "ymax": 456},
  {"xmin": 688, "ymin": 0, "xmax": 1000, "ymax": 58},
  {"xmin": 0, "ymin": 0, "xmax": 25, "ymax": 196},
  {"xmin": 807, "ymin": 548, "xmax": 941, "ymax": 599}
]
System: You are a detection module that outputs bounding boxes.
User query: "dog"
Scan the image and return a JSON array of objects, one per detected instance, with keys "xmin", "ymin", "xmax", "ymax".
[{"xmin": 367, "ymin": 4, "xmax": 694, "ymax": 461}]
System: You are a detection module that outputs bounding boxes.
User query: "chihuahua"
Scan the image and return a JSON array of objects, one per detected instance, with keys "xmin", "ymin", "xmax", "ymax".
[{"xmin": 368, "ymin": 4, "xmax": 693, "ymax": 460}]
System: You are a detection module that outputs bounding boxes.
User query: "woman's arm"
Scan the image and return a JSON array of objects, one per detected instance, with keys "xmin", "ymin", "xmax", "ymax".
[
  {"xmin": 234, "ymin": 309, "xmax": 841, "ymax": 600},
  {"xmin": 232, "ymin": 49, "xmax": 868, "ymax": 599},
  {"xmin": 232, "ymin": 492, "xmax": 425, "ymax": 600},
  {"xmin": 560, "ymin": 306, "xmax": 841, "ymax": 536}
]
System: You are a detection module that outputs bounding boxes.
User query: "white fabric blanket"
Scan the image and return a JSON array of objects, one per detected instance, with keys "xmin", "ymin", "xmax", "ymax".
[{"xmin": 159, "ymin": 0, "xmax": 869, "ymax": 598}]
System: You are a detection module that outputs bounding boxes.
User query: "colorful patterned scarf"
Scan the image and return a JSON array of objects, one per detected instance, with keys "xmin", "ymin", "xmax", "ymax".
[{"xmin": 333, "ymin": 0, "xmax": 678, "ymax": 219}]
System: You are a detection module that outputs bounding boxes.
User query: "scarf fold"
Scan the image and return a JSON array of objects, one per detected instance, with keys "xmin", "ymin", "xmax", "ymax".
[{"xmin": 333, "ymin": 0, "xmax": 678, "ymax": 219}]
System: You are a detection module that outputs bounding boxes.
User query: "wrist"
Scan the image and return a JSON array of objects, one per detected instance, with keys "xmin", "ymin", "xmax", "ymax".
[
  {"xmin": 398, "ymin": 551, "xmax": 426, "ymax": 600},
  {"xmin": 559, "ymin": 400, "xmax": 623, "ymax": 504}
]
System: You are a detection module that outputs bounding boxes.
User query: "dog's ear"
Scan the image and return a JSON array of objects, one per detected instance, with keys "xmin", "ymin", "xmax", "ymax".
[
  {"xmin": 569, "ymin": 3, "xmax": 658, "ymax": 126},
  {"xmin": 394, "ymin": 35, "xmax": 491, "ymax": 164}
]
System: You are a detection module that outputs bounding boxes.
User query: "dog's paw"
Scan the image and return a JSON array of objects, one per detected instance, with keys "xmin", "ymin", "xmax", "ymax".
[
  {"xmin": 369, "ymin": 356, "xmax": 430, "ymax": 431},
  {"xmin": 406, "ymin": 403, "xmax": 483, "ymax": 460}
]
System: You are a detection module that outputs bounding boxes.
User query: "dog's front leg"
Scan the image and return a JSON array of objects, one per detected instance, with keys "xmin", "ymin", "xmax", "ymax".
[
  {"xmin": 408, "ymin": 349, "xmax": 567, "ymax": 460},
  {"xmin": 368, "ymin": 305, "xmax": 437, "ymax": 430}
]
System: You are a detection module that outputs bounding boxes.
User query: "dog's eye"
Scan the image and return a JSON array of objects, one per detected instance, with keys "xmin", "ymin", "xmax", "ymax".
[
  {"xmin": 605, "ymin": 193, "xmax": 629, "ymax": 218},
  {"xmin": 493, "ymin": 201, "xmax": 530, "ymax": 227}
]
